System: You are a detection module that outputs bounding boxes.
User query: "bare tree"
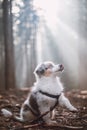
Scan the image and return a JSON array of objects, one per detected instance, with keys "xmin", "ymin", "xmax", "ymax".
[{"xmin": 3, "ymin": 0, "xmax": 15, "ymax": 90}]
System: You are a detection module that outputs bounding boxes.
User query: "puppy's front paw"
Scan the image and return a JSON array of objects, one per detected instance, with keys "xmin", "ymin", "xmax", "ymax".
[{"xmin": 70, "ymin": 107, "xmax": 78, "ymax": 112}]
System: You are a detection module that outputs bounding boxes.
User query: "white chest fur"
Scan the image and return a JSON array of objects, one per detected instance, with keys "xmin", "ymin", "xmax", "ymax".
[
  {"xmin": 31, "ymin": 76, "xmax": 64, "ymax": 113},
  {"xmin": 35, "ymin": 76, "xmax": 63, "ymax": 95}
]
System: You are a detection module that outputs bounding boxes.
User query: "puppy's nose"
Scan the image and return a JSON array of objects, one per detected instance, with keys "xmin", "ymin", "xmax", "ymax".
[
  {"xmin": 59, "ymin": 64, "xmax": 64, "ymax": 70},
  {"xmin": 60, "ymin": 64, "xmax": 63, "ymax": 68}
]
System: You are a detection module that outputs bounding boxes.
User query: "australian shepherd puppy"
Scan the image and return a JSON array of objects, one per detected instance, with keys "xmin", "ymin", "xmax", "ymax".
[{"xmin": 1, "ymin": 61, "xmax": 77, "ymax": 124}]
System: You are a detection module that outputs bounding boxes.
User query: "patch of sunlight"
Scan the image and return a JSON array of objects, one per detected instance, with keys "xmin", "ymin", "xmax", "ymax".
[
  {"xmin": 12, "ymin": 6, "xmax": 20, "ymax": 14},
  {"xmin": 34, "ymin": 0, "xmax": 59, "ymax": 30},
  {"xmin": 12, "ymin": 0, "xmax": 24, "ymax": 14}
]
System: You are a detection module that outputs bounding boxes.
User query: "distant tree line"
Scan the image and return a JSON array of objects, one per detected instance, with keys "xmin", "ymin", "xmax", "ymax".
[{"xmin": 0, "ymin": 0, "xmax": 39, "ymax": 90}]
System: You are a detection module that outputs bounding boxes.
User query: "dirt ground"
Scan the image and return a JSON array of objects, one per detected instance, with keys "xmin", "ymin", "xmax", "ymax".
[{"xmin": 0, "ymin": 88, "xmax": 87, "ymax": 130}]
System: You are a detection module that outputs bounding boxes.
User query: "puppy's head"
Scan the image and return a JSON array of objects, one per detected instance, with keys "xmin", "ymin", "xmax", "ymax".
[{"xmin": 34, "ymin": 61, "xmax": 64, "ymax": 78}]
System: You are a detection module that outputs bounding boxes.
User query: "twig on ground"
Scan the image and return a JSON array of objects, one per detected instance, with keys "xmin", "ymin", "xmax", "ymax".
[{"xmin": 14, "ymin": 123, "xmax": 84, "ymax": 130}]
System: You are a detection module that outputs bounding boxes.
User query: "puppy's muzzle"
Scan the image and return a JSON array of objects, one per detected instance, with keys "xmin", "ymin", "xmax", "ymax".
[
  {"xmin": 59, "ymin": 64, "xmax": 64, "ymax": 71},
  {"xmin": 52, "ymin": 64, "xmax": 64, "ymax": 73}
]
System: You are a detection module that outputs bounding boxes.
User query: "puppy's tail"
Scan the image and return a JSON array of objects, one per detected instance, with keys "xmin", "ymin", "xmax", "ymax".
[
  {"xmin": 1, "ymin": 108, "xmax": 24, "ymax": 122},
  {"xmin": 1, "ymin": 108, "xmax": 12, "ymax": 117}
]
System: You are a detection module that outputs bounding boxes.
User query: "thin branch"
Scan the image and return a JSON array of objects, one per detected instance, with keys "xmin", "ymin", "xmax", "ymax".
[{"xmin": 14, "ymin": 123, "xmax": 84, "ymax": 130}]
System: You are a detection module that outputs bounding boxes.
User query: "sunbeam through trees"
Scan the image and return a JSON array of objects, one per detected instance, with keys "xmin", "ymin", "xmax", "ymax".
[{"xmin": 0, "ymin": 0, "xmax": 87, "ymax": 90}]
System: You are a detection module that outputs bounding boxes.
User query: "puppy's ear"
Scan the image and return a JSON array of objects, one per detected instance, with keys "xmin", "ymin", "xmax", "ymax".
[
  {"xmin": 36, "ymin": 67, "xmax": 45, "ymax": 75},
  {"xmin": 34, "ymin": 64, "xmax": 45, "ymax": 75}
]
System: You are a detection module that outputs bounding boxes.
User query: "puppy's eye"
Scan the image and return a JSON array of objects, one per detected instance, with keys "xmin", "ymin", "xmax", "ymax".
[
  {"xmin": 45, "ymin": 67, "xmax": 48, "ymax": 70},
  {"xmin": 48, "ymin": 65, "xmax": 53, "ymax": 68}
]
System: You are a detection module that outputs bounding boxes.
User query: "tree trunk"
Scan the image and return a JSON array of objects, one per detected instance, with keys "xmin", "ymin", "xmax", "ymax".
[{"xmin": 3, "ymin": 0, "xmax": 15, "ymax": 90}]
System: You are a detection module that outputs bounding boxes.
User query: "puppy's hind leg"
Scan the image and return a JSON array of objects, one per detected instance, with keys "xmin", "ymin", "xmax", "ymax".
[{"xmin": 1, "ymin": 108, "xmax": 24, "ymax": 122}]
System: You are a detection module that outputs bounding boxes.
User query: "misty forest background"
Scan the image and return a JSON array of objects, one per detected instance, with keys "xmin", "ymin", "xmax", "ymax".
[{"xmin": 0, "ymin": 0, "xmax": 87, "ymax": 91}]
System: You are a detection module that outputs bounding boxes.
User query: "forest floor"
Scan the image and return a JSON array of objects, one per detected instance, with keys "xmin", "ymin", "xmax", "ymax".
[{"xmin": 0, "ymin": 88, "xmax": 87, "ymax": 130}]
